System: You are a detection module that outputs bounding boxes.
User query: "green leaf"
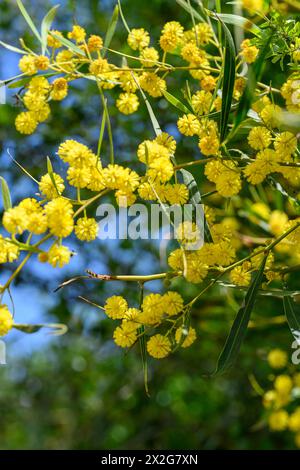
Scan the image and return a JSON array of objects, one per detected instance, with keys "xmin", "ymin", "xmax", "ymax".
[
  {"xmin": 233, "ymin": 30, "xmax": 274, "ymax": 132},
  {"xmin": 8, "ymin": 77, "xmax": 32, "ymax": 89},
  {"xmin": 0, "ymin": 176, "xmax": 12, "ymax": 210},
  {"xmin": 46, "ymin": 156, "xmax": 60, "ymax": 196},
  {"xmin": 179, "ymin": 169, "xmax": 212, "ymax": 242},
  {"xmin": 215, "ymin": 255, "xmax": 267, "ymax": 374},
  {"xmin": 283, "ymin": 295, "xmax": 300, "ymax": 341},
  {"xmin": 50, "ymin": 32, "xmax": 85, "ymax": 56},
  {"xmin": 14, "ymin": 323, "xmax": 68, "ymax": 336},
  {"xmin": 102, "ymin": 5, "xmax": 119, "ymax": 57},
  {"xmin": 162, "ymin": 90, "xmax": 191, "ymax": 114},
  {"xmin": 41, "ymin": 4, "xmax": 60, "ymax": 55},
  {"xmin": 212, "ymin": 13, "xmax": 261, "ymax": 35},
  {"xmin": 0, "ymin": 41, "xmax": 25, "ymax": 54},
  {"xmin": 16, "ymin": 0, "xmax": 42, "ymax": 43},
  {"xmin": 176, "ymin": 0, "xmax": 205, "ymax": 22},
  {"xmin": 217, "ymin": 19, "xmax": 236, "ymax": 142}
]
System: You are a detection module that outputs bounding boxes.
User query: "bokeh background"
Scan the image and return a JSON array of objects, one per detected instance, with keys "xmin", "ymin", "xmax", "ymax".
[{"xmin": 0, "ymin": 0, "xmax": 297, "ymax": 449}]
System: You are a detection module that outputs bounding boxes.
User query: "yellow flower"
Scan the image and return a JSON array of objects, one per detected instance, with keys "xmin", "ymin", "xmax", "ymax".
[
  {"xmin": 260, "ymin": 104, "xmax": 281, "ymax": 128},
  {"xmin": 147, "ymin": 157, "xmax": 174, "ymax": 183},
  {"xmin": 248, "ymin": 127, "xmax": 272, "ymax": 150},
  {"xmin": 201, "ymin": 75, "xmax": 216, "ymax": 92},
  {"xmin": 48, "ymin": 244, "xmax": 71, "ymax": 268},
  {"xmin": 0, "ymin": 236, "xmax": 20, "ymax": 263},
  {"xmin": 251, "ymin": 248, "xmax": 274, "ymax": 270},
  {"xmin": 268, "ymin": 410, "xmax": 289, "ymax": 431},
  {"xmin": 147, "ymin": 334, "xmax": 171, "ymax": 358},
  {"xmin": 15, "ymin": 112, "xmax": 38, "ymax": 135},
  {"xmin": 56, "ymin": 50, "xmax": 75, "ymax": 72},
  {"xmin": 67, "ymin": 166, "xmax": 91, "ymax": 188},
  {"xmin": 113, "ymin": 324, "xmax": 137, "ymax": 348},
  {"xmin": 127, "ymin": 28, "xmax": 150, "ymax": 50},
  {"xmin": 168, "ymin": 248, "xmax": 185, "ymax": 271},
  {"xmin": 163, "ymin": 291, "xmax": 184, "ymax": 316},
  {"xmin": 242, "ymin": 0, "xmax": 264, "ymax": 14},
  {"xmin": 241, "ymin": 39, "xmax": 259, "ymax": 63},
  {"xmin": 119, "ymin": 71, "xmax": 138, "ymax": 92},
  {"xmin": 104, "ymin": 296, "xmax": 128, "ymax": 320},
  {"xmin": 47, "ymin": 30, "xmax": 63, "ymax": 48},
  {"xmin": 175, "ymin": 326, "xmax": 196, "ymax": 348},
  {"xmin": 3, "ymin": 207, "xmax": 27, "ymax": 235},
  {"xmin": 51, "ymin": 78, "xmax": 68, "ymax": 101},
  {"xmin": 87, "ymin": 35, "xmax": 103, "ymax": 51},
  {"xmin": 230, "ymin": 266, "xmax": 251, "ymax": 286},
  {"xmin": 28, "ymin": 76, "xmax": 50, "ymax": 95},
  {"xmin": 192, "ymin": 91, "xmax": 212, "ymax": 115},
  {"xmin": 0, "ymin": 305, "xmax": 14, "ymax": 337},
  {"xmin": 269, "ymin": 211, "xmax": 288, "ymax": 236},
  {"xmin": 68, "ymin": 25, "xmax": 86, "ymax": 43},
  {"xmin": 39, "ymin": 173, "xmax": 65, "ymax": 199},
  {"xmin": 274, "ymin": 375, "xmax": 293, "ymax": 395},
  {"xmin": 166, "ymin": 183, "xmax": 189, "ymax": 205},
  {"xmin": 116, "ymin": 93, "xmax": 139, "ymax": 115},
  {"xmin": 199, "ymin": 134, "xmax": 220, "ymax": 156},
  {"xmin": 159, "ymin": 21, "xmax": 184, "ymax": 52},
  {"xmin": 139, "ymin": 72, "xmax": 166, "ymax": 97},
  {"xmin": 288, "ymin": 408, "xmax": 300, "ymax": 432},
  {"xmin": 18, "ymin": 55, "xmax": 37, "ymax": 75},
  {"xmin": 75, "ymin": 217, "xmax": 98, "ymax": 241},
  {"xmin": 45, "ymin": 197, "xmax": 74, "ymax": 238},
  {"xmin": 267, "ymin": 349, "xmax": 288, "ymax": 369},
  {"xmin": 34, "ymin": 55, "xmax": 50, "ymax": 71},
  {"xmin": 155, "ymin": 133, "xmax": 177, "ymax": 154},
  {"xmin": 177, "ymin": 114, "xmax": 200, "ymax": 136},
  {"xmin": 185, "ymin": 258, "xmax": 208, "ymax": 284},
  {"xmin": 58, "ymin": 140, "xmax": 96, "ymax": 168},
  {"xmin": 274, "ymin": 132, "xmax": 297, "ymax": 157},
  {"xmin": 139, "ymin": 47, "xmax": 159, "ymax": 67}
]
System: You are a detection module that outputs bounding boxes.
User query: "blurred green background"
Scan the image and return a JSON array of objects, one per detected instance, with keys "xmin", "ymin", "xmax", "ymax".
[{"xmin": 0, "ymin": 0, "xmax": 298, "ymax": 450}]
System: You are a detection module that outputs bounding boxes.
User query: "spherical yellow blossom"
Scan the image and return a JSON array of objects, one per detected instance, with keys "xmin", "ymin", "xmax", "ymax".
[
  {"xmin": 137, "ymin": 140, "xmax": 170, "ymax": 164},
  {"xmin": 28, "ymin": 76, "xmax": 50, "ymax": 95},
  {"xmin": 263, "ymin": 390, "xmax": 277, "ymax": 409},
  {"xmin": 230, "ymin": 266, "xmax": 251, "ymax": 286},
  {"xmin": 68, "ymin": 25, "xmax": 86, "ymax": 43},
  {"xmin": 139, "ymin": 72, "xmax": 166, "ymax": 97},
  {"xmin": 274, "ymin": 132, "xmax": 297, "ymax": 158},
  {"xmin": 3, "ymin": 207, "xmax": 27, "ymax": 235},
  {"xmin": 193, "ymin": 22, "xmax": 213, "ymax": 45},
  {"xmin": 287, "ymin": 408, "xmax": 300, "ymax": 433},
  {"xmin": 281, "ymin": 77, "xmax": 300, "ymax": 113},
  {"xmin": 116, "ymin": 92, "xmax": 139, "ymax": 115},
  {"xmin": 34, "ymin": 55, "xmax": 50, "ymax": 71},
  {"xmin": 58, "ymin": 140, "xmax": 96, "ymax": 168},
  {"xmin": 175, "ymin": 326, "xmax": 196, "ymax": 348},
  {"xmin": 48, "ymin": 244, "xmax": 72, "ymax": 268},
  {"xmin": 113, "ymin": 324, "xmax": 137, "ymax": 348},
  {"xmin": 139, "ymin": 47, "xmax": 159, "ymax": 67},
  {"xmin": 0, "ymin": 305, "xmax": 13, "ymax": 337},
  {"xmin": 168, "ymin": 248, "xmax": 185, "ymax": 271},
  {"xmin": 177, "ymin": 114, "xmax": 200, "ymax": 136},
  {"xmin": 15, "ymin": 112, "xmax": 38, "ymax": 135},
  {"xmin": 166, "ymin": 184, "xmax": 189, "ymax": 205},
  {"xmin": 260, "ymin": 104, "xmax": 281, "ymax": 128},
  {"xmin": 185, "ymin": 258, "xmax": 208, "ymax": 284},
  {"xmin": 192, "ymin": 91, "xmax": 212, "ymax": 115},
  {"xmin": 248, "ymin": 127, "xmax": 272, "ymax": 150},
  {"xmin": 47, "ymin": 30, "xmax": 63, "ymax": 48},
  {"xmin": 274, "ymin": 375, "xmax": 293, "ymax": 395},
  {"xmin": 147, "ymin": 157, "xmax": 174, "ymax": 183},
  {"xmin": 215, "ymin": 172, "xmax": 242, "ymax": 198},
  {"xmin": 199, "ymin": 134, "xmax": 220, "ymax": 156},
  {"xmin": 123, "ymin": 308, "xmax": 141, "ymax": 324},
  {"xmin": 201, "ymin": 75, "xmax": 216, "ymax": 92},
  {"xmin": 67, "ymin": 166, "xmax": 91, "ymax": 188},
  {"xmin": 115, "ymin": 190, "xmax": 137, "ymax": 207},
  {"xmin": 159, "ymin": 21, "xmax": 184, "ymax": 52},
  {"xmin": 142, "ymin": 293, "xmax": 165, "ymax": 318},
  {"xmin": 241, "ymin": 39, "xmax": 259, "ymax": 64},
  {"xmin": 87, "ymin": 34, "xmax": 103, "ymax": 51},
  {"xmin": 0, "ymin": 236, "xmax": 20, "ymax": 264},
  {"xmin": 87, "ymin": 166, "xmax": 106, "ymax": 192},
  {"xmin": 163, "ymin": 291, "xmax": 184, "ymax": 316},
  {"xmin": 18, "ymin": 55, "xmax": 37, "ymax": 75},
  {"xmin": 147, "ymin": 334, "xmax": 171, "ymax": 359},
  {"xmin": 104, "ymin": 296, "xmax": 128, "ymax": 320},
  {"xmin": 127, "ymin": 28, "xmax": 150, "ymax": 51},
  {"xmin": 56, "ymin": 50, "xmax": 75, "ymax": 72},
  {"xmin": 234, "ymin": 77, "xmax": 246, "ymax": 100},
  {"xmin": 39, "ymin": 173, "xmax": 65, "ymax": 199},
  {"xmin": 101, "ymin": 164, "xmax": 139, "ymax": 192},
  {"xmin": 75, "ymin": 217, "xmax": 98, "ymax": 241},
  {"xmin": 268, "ymin": 410, "xmax": 289, "ymax": 431},
  {"xmin": 269, "ymin": 211, "xmax": 288, "ymax": 236},
  {"xmin": 267, "ymin": 349, "xmax": 288, "ymax": 369},
  {"xmin": 155, "ymin": 133, "xmax": 177, "ymax": 154},
  {"xmin": 51, "ymin": 78, "xmax": 68, "ymax": 101},
  {"xmin": 45, "ymin": 197, "xmax": 74, "ymax": 238},
  {"xmin": 118, "ymin": 71, "xmax": 138, "ymax": 93}
]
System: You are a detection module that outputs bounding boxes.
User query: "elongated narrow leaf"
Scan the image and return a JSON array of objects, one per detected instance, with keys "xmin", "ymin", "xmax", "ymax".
[
  {"xmin": 162, "ymin": 90, "xmax": 191, "ymax": 114},
  {"xmin": 0, "ymin": 176, "xmax": 12, "ymax": 210},
  {"xmin": 179, "ymin": 169, "xmax": 212, "ymax": 242},
  {"xmin": 50, "ymin": 32, "xmax": 85, "ymax": 56},
  {"xmin": 102, "ymin": 5, "xmax": 119, "ymax": 57},
  {"xmin": 0, "ymin": 41, "xmax": 25, "ymax": 54},
  {"xmin": 16, "ymin": 0, "xmax": 42, "ymax": 43},
  {"xmin": 41, "ymin": 4, "xmax": 60, "ymax": 55},
  {"xmin": 233, "ymin": 30, "xmax": 273, "ymax": 131},
  {"xmin": 283, "ymin": 295, "xmax": 300, "ymax": 341},
  {"xmin": 47, "ymin": 156, "xmax": 60, "ymax": 196},
  {"xmin": 14, "ymin": 322, "xmax": 68, "ymax": 335},
  {"xmin": 212, "ymin": 13, "xmax": 260, "ymax": 35},
  {"xmin": 176, "ymin": 0, "xmax": 205, "ymax": 22},
  {"xmin": 218, "ymin": 20, "xmax": 236, "ymax": 142},
  {"xmin": 215, "ymin": 255, "xmax": 267, "ymax": 374}
]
